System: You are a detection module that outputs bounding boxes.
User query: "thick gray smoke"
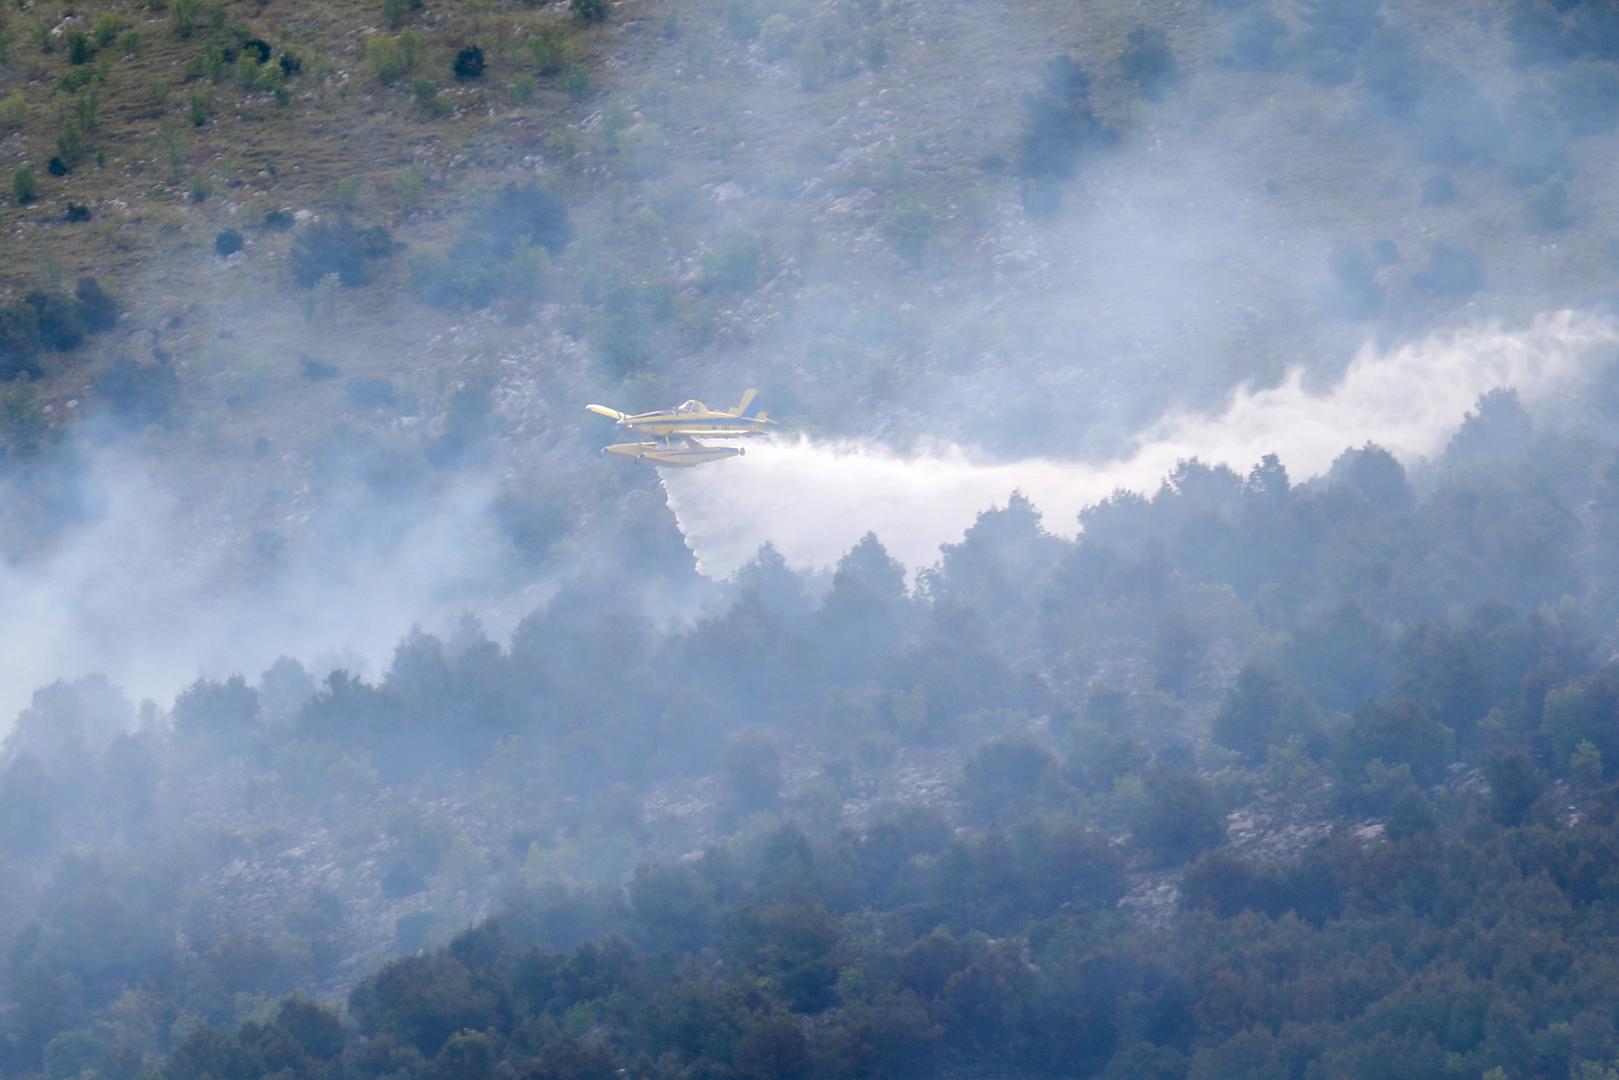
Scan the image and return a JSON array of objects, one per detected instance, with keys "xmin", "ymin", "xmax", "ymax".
[{"xmin": 663, "ymin": 311, "xmax": 1617, "ymax": 577}]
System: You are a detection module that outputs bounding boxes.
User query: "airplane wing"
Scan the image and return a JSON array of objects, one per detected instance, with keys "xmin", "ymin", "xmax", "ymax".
[{"xmin": 585, "ymin": 404, "xmax": 628, "ymax": 421}]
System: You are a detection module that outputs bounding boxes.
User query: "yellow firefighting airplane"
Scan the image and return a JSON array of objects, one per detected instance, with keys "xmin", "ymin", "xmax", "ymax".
[{"xmin": 586, "ymin": 389, "xmax": 774, "ymax": 467}]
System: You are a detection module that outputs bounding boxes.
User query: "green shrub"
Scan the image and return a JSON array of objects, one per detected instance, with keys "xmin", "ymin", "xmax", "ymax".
[
  {"xmin": 56, "ymin": 64, "xmax": 100, "ymax": 94},
  {"xmin": 157, "ymin": 122, "xmax": 186, "ymax": 183},
  {"xmin": 172, "ymin": 0, "xmax": 201, "ymax": 38},
  {"xmin": 561, "ymin": 66, "xmax": 590, "ymax": 100},
  {"xmin": 411, "ymin": 77, "xmax": 449, "ymax": 117},
  {"xmin": 366, "ymin": 30, "xmax": 424, "ymax": 84},
  {"xmin": 505, "ymin": 242, "xmax": 552, "ymax": 304},
  {"xmin": 572, "ymin": 0, "xmax": 608, "ymax": 22},
  {"xmin": 382, "ymin": 0, "xmax": 423, "ymax": 30},
  {"xmin": 65, "ymin": 31, "xmax": 95, "ymax": 65},
  {"xmin": 94, "ymin": 15, "xmax": 127, "ymax": 47},
  {"xmin": 0, "ymin": 92, "xmax": 24, "ymax": 129},
  {"xmin": 117, "ymin": 28, "xmax": 143, "ymax": 54},
  {"xmin": 72, "ymin": 88, "xmax": 100, "ymax": 132},
  {"xmin": 333, "ymin": 175, "xmax": 362, "ymax": 210},
  {"xmin": 12, "ymin": 165, "xmax": 36, "ymax": 205},
  {"xmin": 54, "ymin": 113, "xmax": 91, "ymax": 173},
  {"xmin": 187, "ymin": 89, "xmax": 211, "ymax": 127},
  {"xmin": 507, "ymin": 74, "xmax": 537, "ymax": 105},
  {"xmin": 529, "ymin": 28, "xmax": 573, "ymax": 76},
  {"xmin": 390, "ymin": 167, "xmax": 424, "ymax": 212},
  {"xmin": 255, "ymin": 60, "xmax": 286, "ymax": 96}
]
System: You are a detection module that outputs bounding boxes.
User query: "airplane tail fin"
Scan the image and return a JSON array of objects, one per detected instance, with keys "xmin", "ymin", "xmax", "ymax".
[
  {"xmin": 586, "ymin": 403, "xmax": 627, "ymax": 421},
  {"xmin": 729, "ymin": 388, "xmax": 758, "ymax": 416}
]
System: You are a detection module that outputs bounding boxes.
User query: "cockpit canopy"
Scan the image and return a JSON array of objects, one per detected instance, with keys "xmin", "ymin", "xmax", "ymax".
[{"xmin": 675, "ymin": 400, "xmax": 708, "ymax": 413}]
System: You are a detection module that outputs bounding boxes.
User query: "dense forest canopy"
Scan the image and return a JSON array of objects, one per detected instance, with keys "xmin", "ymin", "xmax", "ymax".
[{"xmin": 6, "ymin": 0, "xmax": 1619, "ymax": 1077}]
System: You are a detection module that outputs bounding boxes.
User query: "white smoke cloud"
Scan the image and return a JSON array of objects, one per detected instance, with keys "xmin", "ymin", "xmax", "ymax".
[
  {"xmin": 0, "ymin": 452, "xmax": 546, "ymax": 730},
  {"xmin": 662, "ymin": 311, "xmax": 1618, "ymax": 578}
]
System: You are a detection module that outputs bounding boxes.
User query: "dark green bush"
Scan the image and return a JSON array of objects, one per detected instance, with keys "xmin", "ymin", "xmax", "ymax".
[
  {"xmin": 1017, "ymin": 54, "xmax": 1114, "ymax": 212},
  {"xmin": 65, "ymin": 31, "xmax": 94, "ymax": 65},
  {"xmin": 472, "ymin": 183, "xmax": 571, "ymax": 256},
  {"xmin": 92, "ymin": 358, "xmax": 181, "ymax": 424},
  {"xmin": 215, "ymin": 228, "xmax": 244, "ymax": 256},
  {"xmin": 26, "ymin": 291, "xmax": 86, "ymax": 351},
  {"xmin": 74, "ymin": 276, "xmax": 118, "ymax": 331},
  {"xmin": 453, "ymin": 45, "xmax": 485, "ymax": 80},
  {"xmin": 1129, "ymin": 766, "xmax": 1227, "ymax": 865},
  {"xmin": 572, "ymin": 0, "xmax": 608, "ymax": 23},
  {"xmin": 290, "ymin": 221, "xmax": 401, "ymax": 287},
  {"xmin": 0, "ymin": 303, "xmax": 43, "ymax": 378},
  {"xmin": 1118, "ymin": 26, "xmax": 1176, "ymax": 98},
  {"xmin": 12, "ymin": 165, "xmax": 36, "ymax": 204}
]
